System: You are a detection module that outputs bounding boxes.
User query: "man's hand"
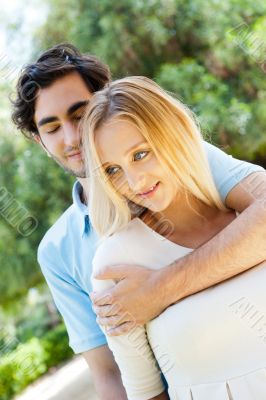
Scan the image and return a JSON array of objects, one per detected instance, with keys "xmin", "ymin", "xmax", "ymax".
[{"xmin": 90, "ymin": 265, "xmax": 167, "ymax": 335}]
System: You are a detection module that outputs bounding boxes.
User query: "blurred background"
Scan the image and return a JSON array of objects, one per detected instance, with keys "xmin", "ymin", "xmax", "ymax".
[{"xmin": 0, "ymin": 0, "xmax": 266, "ymax": 399}]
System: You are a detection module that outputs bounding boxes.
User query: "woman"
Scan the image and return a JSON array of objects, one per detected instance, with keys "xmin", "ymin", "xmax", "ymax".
[{"xmin": 82, "ymin": 76, "xmax": 266, "ymax": 400}]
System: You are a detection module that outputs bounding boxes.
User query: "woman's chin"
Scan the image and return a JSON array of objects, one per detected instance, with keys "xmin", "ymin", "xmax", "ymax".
[
  {"xmin": 143, "ymin": 201, "xmax": 168, "ymax": 214},
  {"xmin": 128, "ymin": 195, "xmax": 170, "ymax": 214}
]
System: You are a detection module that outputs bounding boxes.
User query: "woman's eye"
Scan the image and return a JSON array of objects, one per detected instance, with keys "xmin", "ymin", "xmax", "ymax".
[
  {"xmin": 105, "ymin": 166, "xmax": 120, "ymax": 176},
  {"xmin": 133, "ymin": 151, "xmax": 149, "ymax": 161}
]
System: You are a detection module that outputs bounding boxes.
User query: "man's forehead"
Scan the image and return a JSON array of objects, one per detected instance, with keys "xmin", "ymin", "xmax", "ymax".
[{"xmin": 34, "ymin": 73, "xmax": 93, "ymax": 123}]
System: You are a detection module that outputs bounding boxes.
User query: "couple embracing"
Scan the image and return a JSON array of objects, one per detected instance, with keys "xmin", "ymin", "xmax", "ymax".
[{"xmin": 12, "ymin": 43, "xmax": 266, "ymax": 400}]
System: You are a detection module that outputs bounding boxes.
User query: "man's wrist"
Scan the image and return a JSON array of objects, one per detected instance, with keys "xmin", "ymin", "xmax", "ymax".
[{"xmin": 155, "ymin": 260, "xmax": 186, "ymax": 309}]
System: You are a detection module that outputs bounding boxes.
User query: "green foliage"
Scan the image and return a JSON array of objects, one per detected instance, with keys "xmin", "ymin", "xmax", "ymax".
[
  {"xmin": 0, "ymin": 85, "xmax": 73, "ymax": 303},
  {"xmin": 0, "ymin": 0, "xmax": 265, "ymax": 309},
  {"xmin": 0, "ymin": 144, "xmax": 73, "ymax": 302},
  {"xmin": 0, "ymin": 0, "xmax": 265, "ymax": 392},
  {"xmin": 0, "ymin": 338, "xmax": 46, "ymax": 400},
  {"xmin": 42, "ymin": 324, "xmax": 73, "ymax": 368},
  {"xmin": 13, "ymin": 289, "xmax": 60, "ymax": 344},
  {"xmin": 33, "ymin": 0, "xmax": 266, "ymax": 159},
  {"xmin": 0, "ymin": 324, "xmax": 73, "ymax": 400},
  {"xmin": 0, "ymin": 0, "xmax": 265, "ymax": 307},
  {"xmin": 155, "ymin": 60, "xmax": 254, "ymax": 147}
]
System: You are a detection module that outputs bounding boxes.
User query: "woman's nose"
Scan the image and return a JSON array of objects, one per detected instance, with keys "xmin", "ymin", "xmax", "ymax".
[{"xmin": 125, "ymin": 169, "xmax": 146, "ymax": 193}]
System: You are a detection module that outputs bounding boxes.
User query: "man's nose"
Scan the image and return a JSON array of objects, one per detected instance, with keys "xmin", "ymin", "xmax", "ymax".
[{"xmin": 63, "ymin": 122, "xmax": 80, "ymax": 147}]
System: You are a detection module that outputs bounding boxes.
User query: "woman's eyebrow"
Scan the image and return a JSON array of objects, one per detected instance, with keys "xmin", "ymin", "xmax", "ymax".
[
  {"xmin": 101, "ymin": 141, "xmax": 147, "ymax": 167},
  {"xmin": 124, "ymin": 140, "xmax": 147, "ymax": 157}
]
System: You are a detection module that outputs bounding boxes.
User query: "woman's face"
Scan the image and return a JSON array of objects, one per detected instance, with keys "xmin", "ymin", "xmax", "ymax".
[{"xmin": 95, "ymin": 118, "xmax": 178, "ymax": 212}]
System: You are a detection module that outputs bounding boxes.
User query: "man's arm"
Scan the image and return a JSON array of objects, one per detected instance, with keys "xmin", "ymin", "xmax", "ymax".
[
  {"xmin": 158, "ymin": 171, "xmax": 266, "ymax": 308},
  {"xmin": 84, "ymin": 345, "xmax": 169, "ymax": 400},
  {"xmin": 91, "ymin": 172, "xmax": 266, "ymax": 334},
  {"xmin": 83, "ymin": 345, "xmax": 127, "ymax": 400},
  {"xmin": 83, "ymin": 345, "xmax": 168, "ymax": 400},
  {"xmin": 39, "ymin": 261, "xmax": 128, "ymax": 398}
]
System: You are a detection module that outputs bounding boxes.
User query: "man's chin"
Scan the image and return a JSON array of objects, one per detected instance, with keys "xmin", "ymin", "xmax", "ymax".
[
  {"xmin": 64, "ymin": 166, "xmax": 87, "ymax": 179},
  {"xmin": 51, "ymin": 156, "xmax": 87, "ymax": 178}
]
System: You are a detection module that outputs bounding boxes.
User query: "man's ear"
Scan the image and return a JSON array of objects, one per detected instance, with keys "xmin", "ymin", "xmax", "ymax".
[
  {"xmin": 32, "ymin": 133, "xmax": 41, "ymax": 144},
  {"xmin": 32, "ymin": 133, "xmax": 51, "ymax": 157}
]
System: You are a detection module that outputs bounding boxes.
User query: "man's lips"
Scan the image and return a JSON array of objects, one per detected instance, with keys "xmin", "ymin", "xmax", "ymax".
[
  {"xmin": 66, "ymin": 151, "xmax": 82, "ymax": 160},
  {"xmin": 137, "ymin": 182, "xmax": 160, "ymax": 198}
]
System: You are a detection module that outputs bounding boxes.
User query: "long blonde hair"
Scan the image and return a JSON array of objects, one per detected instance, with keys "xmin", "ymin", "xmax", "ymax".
[{"xmin": 82, "ymin": 76, "xmax": 226, "ymax": 237}]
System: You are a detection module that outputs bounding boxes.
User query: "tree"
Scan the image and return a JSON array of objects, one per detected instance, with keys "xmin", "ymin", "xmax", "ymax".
[
  {"xmin": 34, "ymin": 0, "xmax": 266, "ymax": 158},
  {"xmin": 0, "ymin": 79, "xmax": 73, "ymax": 304},
  {"xmin": 2, "ymin": 0, "xmax": 266, "ymax": 304}
]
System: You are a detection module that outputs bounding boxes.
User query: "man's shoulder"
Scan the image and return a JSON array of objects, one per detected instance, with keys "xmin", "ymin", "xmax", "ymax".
[{"xmin": 38, "ymin": 203, "xmax": 80, "ymax": 261}]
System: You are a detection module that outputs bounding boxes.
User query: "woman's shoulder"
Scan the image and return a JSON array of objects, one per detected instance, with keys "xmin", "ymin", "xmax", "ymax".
[{"xmin": 93, "ymin": 218, "xmax": 145, "ymax": 271}]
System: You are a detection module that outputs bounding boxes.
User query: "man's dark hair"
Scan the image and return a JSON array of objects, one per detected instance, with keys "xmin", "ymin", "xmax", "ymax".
[{"xmin": 11, "ymin": 43, "xmax": 111, "ymax": 139}]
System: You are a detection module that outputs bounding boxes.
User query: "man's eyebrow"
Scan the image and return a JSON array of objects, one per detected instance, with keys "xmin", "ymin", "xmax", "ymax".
[
  {"xmin": 37, "ymin": 101, "xmax": 90, "ymax": 128},
  {"xmin": 37, "ymin": 116, "xmax": 58, "ymax": 127},
  {"xmin": 67, "ymin": 100, "xmax": 89, "ymax": 116}
]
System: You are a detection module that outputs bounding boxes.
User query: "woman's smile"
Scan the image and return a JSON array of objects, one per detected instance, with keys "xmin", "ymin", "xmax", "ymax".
[{"xmin": 137, "ymin": 182, "xmax": 160, "ymax": 198}]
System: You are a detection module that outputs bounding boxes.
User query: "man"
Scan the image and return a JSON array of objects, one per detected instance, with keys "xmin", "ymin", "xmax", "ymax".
[
  {"xmin": 12, "ymin": 43, "xmax": 265, "ymax": 399},
  {"xmin": 12, "ymin": 43, "xmax": 127, "ymax": 400}
]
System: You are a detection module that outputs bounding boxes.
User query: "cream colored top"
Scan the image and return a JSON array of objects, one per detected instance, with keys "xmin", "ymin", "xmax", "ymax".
[{"xmin": 92, "ymin": 218, "xmax": 266, "ymax": 400}]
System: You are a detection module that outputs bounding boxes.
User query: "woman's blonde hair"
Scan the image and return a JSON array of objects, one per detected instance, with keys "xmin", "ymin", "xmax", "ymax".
[{"xmin": 82, "ymin": 76, "xmax": 226, "ymax": 237}]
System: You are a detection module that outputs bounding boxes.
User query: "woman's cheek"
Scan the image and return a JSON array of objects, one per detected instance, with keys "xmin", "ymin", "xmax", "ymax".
[
  {"xmin": 113, "ymin": 175, "xmax": 129, "ymax": 196},
  {"xmin": 152, "ymin": 154, "xmax": 164, "ymax": 168}
]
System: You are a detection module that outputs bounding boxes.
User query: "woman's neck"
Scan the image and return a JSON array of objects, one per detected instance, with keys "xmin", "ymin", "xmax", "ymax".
[
  {"xmin": 141, "ymin": 191, "xmax": 231, "ymax": 248},
  {"xmin": 155, "ymin": 192, "xmax": 216, "ymax": 233},
  {"xmin": 140, "ymin": 191, "xmax": 222, "ymax": 247}
]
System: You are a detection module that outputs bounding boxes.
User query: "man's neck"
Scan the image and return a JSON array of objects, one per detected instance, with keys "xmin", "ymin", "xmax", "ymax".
[{"xmin": 77, "ymin": 177, "xmax": 89, "ymax": 205}]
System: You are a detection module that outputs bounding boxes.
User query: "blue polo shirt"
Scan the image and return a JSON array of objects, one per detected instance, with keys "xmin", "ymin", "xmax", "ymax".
[{"xmin": 38, "ymin": 142, "xmax": 264, "ymax": 353}]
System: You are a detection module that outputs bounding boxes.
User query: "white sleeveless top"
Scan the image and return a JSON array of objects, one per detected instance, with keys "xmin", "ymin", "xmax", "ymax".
[{"xmin": 92, "ymin": 218, "xmax": 266, "ymax": 400}]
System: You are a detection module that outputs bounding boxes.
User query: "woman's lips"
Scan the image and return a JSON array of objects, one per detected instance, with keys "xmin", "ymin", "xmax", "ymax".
[{"xmin": 137, "ymin": 182, "xmax": 160, "ymax": 198}]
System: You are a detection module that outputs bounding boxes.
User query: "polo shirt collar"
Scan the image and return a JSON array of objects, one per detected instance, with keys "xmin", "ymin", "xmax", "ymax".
[{"xmin": 72, "ymin": 181, "xmax": 90, "ymax": 235}]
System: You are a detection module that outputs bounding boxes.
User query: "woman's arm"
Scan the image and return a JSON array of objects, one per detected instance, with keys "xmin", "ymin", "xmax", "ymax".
[
  {"xmin": 92, "ymin": 243, "xmax": 166, "ymax": 400},
  {"xmin": 83, "ymin": 341, "xmax": 169, "ymax": 400}
]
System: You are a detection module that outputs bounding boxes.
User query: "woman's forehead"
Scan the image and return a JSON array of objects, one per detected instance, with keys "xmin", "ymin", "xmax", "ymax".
[{"xmin": 95, "ymin": 119, "xmax": 147, "ymax": 164}]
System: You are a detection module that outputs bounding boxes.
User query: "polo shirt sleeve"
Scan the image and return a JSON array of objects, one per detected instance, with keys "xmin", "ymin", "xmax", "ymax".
[
  {"xmin": 38, "ymin": 242, "xmax": 107, "ymax": 354},
  {"xmin": 203, "ymin": 141, "xmax": 265, "ymax": 203}
]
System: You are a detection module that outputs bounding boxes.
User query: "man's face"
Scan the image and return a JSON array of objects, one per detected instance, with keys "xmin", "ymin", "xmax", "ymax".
[{"xmin": 34, "ymin": 72, "xmax": 94, "ymax": 178}]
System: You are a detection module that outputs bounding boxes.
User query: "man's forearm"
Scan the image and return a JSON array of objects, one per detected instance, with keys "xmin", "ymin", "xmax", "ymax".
[
  {"xmin": 160, "ymin": 201, "xmax": 266, "ymax": 306},
  {"xmin": 83, "ymin": 346, "xmax": 127, "ymax": 400},
  {"xmin": 95, "ymin": 371, "xmax": 127, "ymax": 400}
]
